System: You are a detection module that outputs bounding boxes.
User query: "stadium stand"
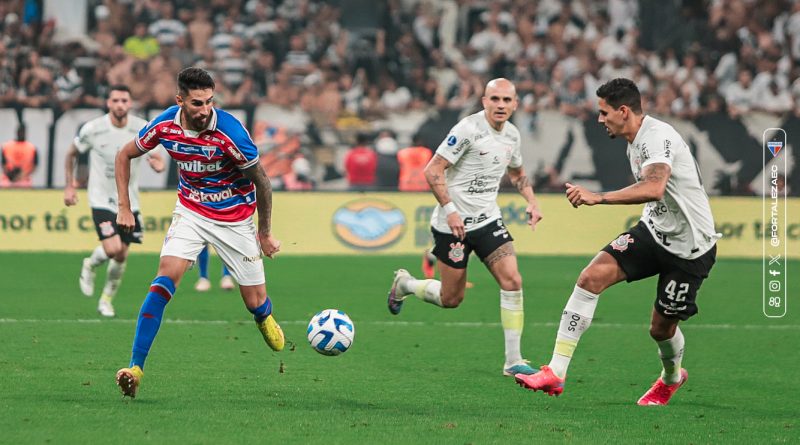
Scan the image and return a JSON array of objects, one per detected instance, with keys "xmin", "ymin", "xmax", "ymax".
[{"xmin": 0, "ymin": 0, "xmax": 797, "ymax": 195}]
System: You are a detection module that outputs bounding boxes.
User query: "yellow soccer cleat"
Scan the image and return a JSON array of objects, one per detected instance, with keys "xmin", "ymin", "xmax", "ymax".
[
  {"xmin": 257, "ymin": 314, "xmax": 285, "ymax": 351},
  {"xmin": 115, "ymin": 366, "xmax": 144, "ymax": 398}
]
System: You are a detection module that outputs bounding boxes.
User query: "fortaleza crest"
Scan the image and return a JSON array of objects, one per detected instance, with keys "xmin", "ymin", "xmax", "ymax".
[
  {"xmin": 767, "ymin": 141, "xmax": 783, "ymax": 157},
  {"xmin": 611, "ymin": 234, "xmax": 634, "ymax": 252},
  {"xmin": 448, "ymin": 242, "xmax": 465, "ymax": 262}
]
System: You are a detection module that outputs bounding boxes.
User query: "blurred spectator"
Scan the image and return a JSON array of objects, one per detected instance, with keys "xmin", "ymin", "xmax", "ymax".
[
  {"xmin": 54, "ymin": 61, "xmax": 84, "ymax": 109},
  {"xmin": 124, "ymin": 22, "xmax": 160, "ymax": 60},
  {"xmin": 374, "ymin": 130, "xmax": 400, "ymax": 190},
  {"xmin": 281, "ymin": 156, "xmax": 315, "ymax": 191},
  {"xmin": 397, "ymin": 134, "xmax": 432, "ymax": 192},
  {"xmin": 724, "ymin": 68, "xmax": 756, "ymax": 116},
  {"xmin": 344, "ymin": 133, "xmax": 377, "ymax": 191},
  {"xmin": 148, "ymin": 1, "xmax": 186, "ymax": 46},
  {"xmin": 188, "ymin": 7, "xmax": 214, "ymax": 55},
  {"xmin": 1, "ymin": 125, "xmax": 38, "ymax": 188}
]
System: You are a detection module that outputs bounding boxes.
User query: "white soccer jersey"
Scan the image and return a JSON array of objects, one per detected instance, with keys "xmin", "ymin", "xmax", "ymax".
[
  {"xmin": 431, "ymin": 110, "xmax": 523, "ymax": 233},
  {"xmin": 74, "ymin": 114, "xmax": 148, "ymax": 212},
  {"xmin": 628, "ymin": 115, "xmax": 720, "ymax": 259}
]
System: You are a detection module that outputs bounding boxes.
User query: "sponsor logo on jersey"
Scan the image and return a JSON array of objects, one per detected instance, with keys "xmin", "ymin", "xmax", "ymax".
[
  {"xmin": 610, "ymin": 234, "xmax": 634, "ymax": 252},
  {"xmin": 664, "ymin": 139, "xmax": 671, "ymax": 158},
  {"xmin": 447, "ymin": 135, "xmax": 457, "ymax": 146},
  {"xmin": 188, "ymin": 188, "xmax": 234, "ymax": 202},
  {"xmin": 177, "ymin": 160, "xmax": 224, "ymax": 172},
  {"xmin": 463, "ymin": 213, "xmax": 489, "ymax": 225},
  {"xmin": 332, "ymin": 199, "xmax": 406, "ymax": 250},
  {"xmin": 448, "ymin": 242, "xmax": 465, "ymax": 263},
  {"xmin": 242, "ymin": 255, "xmax": 260, "ymax": 262},
  {"xmin": 467, "ymin": 174, "xmax": 499, "ymax": 194},
  {"xmin": 229, "ymin": 149, "xmax": 245, "ymax": 162},
  {"xmin": 142, "ymin": 128, "xmax": 158, "ymax": 144}
]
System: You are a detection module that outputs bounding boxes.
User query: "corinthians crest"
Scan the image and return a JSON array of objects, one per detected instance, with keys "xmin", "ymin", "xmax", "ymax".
[
  {"xmin": 448, "ymin": 242, "xmax": 465, "ymax": 262},
  {"xmin": 611, "ymin": 234, "xmax": 634, "ymax": 252}
]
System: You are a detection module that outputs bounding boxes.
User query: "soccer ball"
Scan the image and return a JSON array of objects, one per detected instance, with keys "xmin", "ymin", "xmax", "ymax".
[{"xmin": 306, "ymin": 309, "xmax": 355, "ymax": 356}]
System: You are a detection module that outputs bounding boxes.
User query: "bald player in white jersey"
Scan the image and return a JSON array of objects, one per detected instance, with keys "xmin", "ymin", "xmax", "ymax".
[
  {"xmin": 64, "ymin": 85, "xmax": 164, "ymax": 317},
  {"xmin": 387, "ymin": 78, "xmax": 544, "ymax": 377},
  {"xmin": 516, "ymin": 78, "xmax": 719, "ymax": 406}
]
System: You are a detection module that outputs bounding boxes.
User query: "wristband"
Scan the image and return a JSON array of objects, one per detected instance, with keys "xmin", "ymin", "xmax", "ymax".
[{"xmin": 443, "ymin": 202, "xmax": 457, "ymax": 215}]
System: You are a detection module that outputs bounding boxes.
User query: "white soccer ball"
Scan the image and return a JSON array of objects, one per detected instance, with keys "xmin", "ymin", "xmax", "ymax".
[{"xmin": 306, "ymin": 309, "xmax": 355, "ymax": 356}]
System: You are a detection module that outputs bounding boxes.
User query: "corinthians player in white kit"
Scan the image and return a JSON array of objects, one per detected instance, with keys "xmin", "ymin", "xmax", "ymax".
[
  {"xmin": 388, "ymin": 78, "xmax": 544, "ymax": 377},
  {"xmin": 64, "ymin": 85, "xmax": 164, "ymax": 317},
  {"xmin": 516, "ymin": 78, "xmax": 719, "ymax": 406}
]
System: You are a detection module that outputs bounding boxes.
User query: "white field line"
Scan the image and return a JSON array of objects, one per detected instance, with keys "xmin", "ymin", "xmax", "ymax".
[{"xmin": 0, "ymin": 318, "xmax": 798, "ymax": 330}]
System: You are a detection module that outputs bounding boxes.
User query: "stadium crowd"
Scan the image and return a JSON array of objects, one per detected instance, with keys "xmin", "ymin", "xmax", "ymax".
[{"xmin": 0, "ymin": 0, "xmax": 797, "ymax": 192}]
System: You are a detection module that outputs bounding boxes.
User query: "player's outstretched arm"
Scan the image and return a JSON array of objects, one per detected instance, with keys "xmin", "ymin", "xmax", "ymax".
[
  {"xmin": 507, "ymin": 166, "xmax": 542, "ymax": 230},
  {"xmin": 243, "ymin": 163, "xmax": 281, "ymax": 259},
  {"xmin": 565, "ymin": 162, "xmax": 671, "ymax": 208},
  {"xmin": 424, "ymin": 154, "xmax": 465, "ymax": 239},
  {"xmin": 63, "ymin": 143, "xmax": 80, "ymax": 206},
  {"xmin": 115, "ymin": 140, "xmax": 145, "ymax": 232}
]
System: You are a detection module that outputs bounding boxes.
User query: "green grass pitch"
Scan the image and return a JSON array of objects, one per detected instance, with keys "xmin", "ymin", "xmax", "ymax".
[{"xmin": 1, "ymin": 252, "xmax": 797, "ymax": 444}]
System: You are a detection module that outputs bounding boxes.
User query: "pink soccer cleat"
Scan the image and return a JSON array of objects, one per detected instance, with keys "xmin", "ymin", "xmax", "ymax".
[
  {"xmin": 637, "ymin": 368, "xmax": 688, "ymax": 406},
  {"xmin": 515, "ymin": 365, "xmax": 565, "ymax": 396}
]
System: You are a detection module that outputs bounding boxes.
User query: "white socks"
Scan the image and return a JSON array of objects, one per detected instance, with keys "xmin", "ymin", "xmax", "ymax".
[
  {"xmin": 89, "ymin": 245, "xmax": 109, "ymax": 268},
  {"xmin": 657, "ymin": 327, "xmax": 685, "ymax": 384},
  {"xmin": 101, "ymin": 259, "xmax": 126, "ymax": 299},
  {"xmin": 405, "ymin": 278, "xmax": 443, "ymax": 306},
  {"xmin": 500, "ymin": 289, "xmax": 524, "ymax": 365},
  {"xmin": 548, "ymin": 285, "xmax": 599, "ymax": 378}
]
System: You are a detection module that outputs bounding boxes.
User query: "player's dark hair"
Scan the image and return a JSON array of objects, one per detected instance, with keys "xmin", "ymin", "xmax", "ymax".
[
  {"xmin": 108, "ymin": 85, "xmax": 131, "ymax": 96},
  {"xmin": 596, "ymin": 78, "xmax": 642, "ymax": 113},
  {"xmin": 177, "ymin": 67, "xmax": 215, "ymax": 96}
]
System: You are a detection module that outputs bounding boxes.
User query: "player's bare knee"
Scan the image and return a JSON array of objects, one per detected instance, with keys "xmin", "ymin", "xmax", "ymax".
[
  {"xmin": 576, "ymin": 267, "xmax": 605, "ymax": 294},
  {"xmin": 649, "ymin": 321, "xmax": 677, "ymax": 341},
  {"xmin": 440, "ymin": 289, "xmax": 464, "ymax": 308},
  {"xmin": 500, "ymin": 272, "xmax": 522, "ymax": 291}
]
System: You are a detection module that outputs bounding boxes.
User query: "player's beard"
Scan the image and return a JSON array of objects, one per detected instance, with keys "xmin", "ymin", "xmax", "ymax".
[{"xmin": 110, "ymin": 110, "xmax": 127, "ymax": 123}]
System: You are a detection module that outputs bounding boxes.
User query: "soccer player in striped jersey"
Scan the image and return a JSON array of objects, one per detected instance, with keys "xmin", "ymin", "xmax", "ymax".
[
  {"xmin": 112, "ymin": 67, "xmax": 284, "ymax": 398},
  {"xmin": 64, "ymin": 85, "xmax": 164, "ymax": 317}
]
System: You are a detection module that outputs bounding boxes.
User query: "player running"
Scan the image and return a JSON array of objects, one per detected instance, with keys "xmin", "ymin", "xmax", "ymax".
[
  {"xmin": 515, "ymin": 78, "xmax": 719, "ymax": 406},
  {"xmin": 387, "ymin": 78, "xmax": 543, "ymax": 377},
  {"xmin": 64, "ymin": 85, "xmax": 164, "ymax": 317},
  {"xmin": 113, "ymin": 67, "xmax": 284, "ymax": 398}
]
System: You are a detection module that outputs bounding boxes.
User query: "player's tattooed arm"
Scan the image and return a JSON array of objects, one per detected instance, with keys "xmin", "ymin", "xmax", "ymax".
[
  {"xmin": 244, "ymin": 163, "xmax": 273, "ymax": 234},
  {"xmin": 567, "ymin": 162, "xmax": 671, "ymax": 207},
  {"xmin": 244, "ymin": 163, "xmax": 281, "ymax": 258},
  {"xmin": 424, "ymin": 154, "xmax": 467, "ymax": 239},
  {"xmin": 424, "ymin": 154, "xmax": 454, "ymax": 207},
  {"xmin": 507, "ymin": 166, "xmax": 542, "ymax": 230}
]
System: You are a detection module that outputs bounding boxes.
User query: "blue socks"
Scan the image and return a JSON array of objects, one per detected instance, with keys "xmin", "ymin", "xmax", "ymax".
[
  {"xmin": 129, "ymin": 276, "xmax": 175, "ymax": 369},
  {"xmin": 248, "ymin": 297, "xmax": 272, "ymax": 323},
  {"xmin": 197, "ymin": 246, "xmax": 209, "ymax": 279}
]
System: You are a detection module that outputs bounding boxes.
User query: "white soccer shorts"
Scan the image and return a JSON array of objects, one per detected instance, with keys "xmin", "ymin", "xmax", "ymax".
[{"xmin": 161, "ymin": 205, "xmax": 266, "ymax": 286}]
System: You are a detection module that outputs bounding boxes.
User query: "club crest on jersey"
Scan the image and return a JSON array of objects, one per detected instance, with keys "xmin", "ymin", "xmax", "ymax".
[
  {"xmin": 201, "ymin": 146, "xmax": 216, "ymax": 159},
  {"xmin": 448, "ymin": 242, "xmax": 465, "ymax": 262},
  {"xmin": 611, "ymin": 234, "xmax": 634, "ymax": 252}
]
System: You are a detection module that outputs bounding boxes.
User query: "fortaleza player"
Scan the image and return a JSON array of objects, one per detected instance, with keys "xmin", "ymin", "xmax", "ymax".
[
  {"xmin": 113, "ymin": 67, "xmax": 284, "ymax": 398},
  {"xmin": 387, "ymin": 78, "xmax": 544, "ymax": 377},
  {"xmin": 515, "ymin": 78, "xmax": 719, "ymax": 406}
]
